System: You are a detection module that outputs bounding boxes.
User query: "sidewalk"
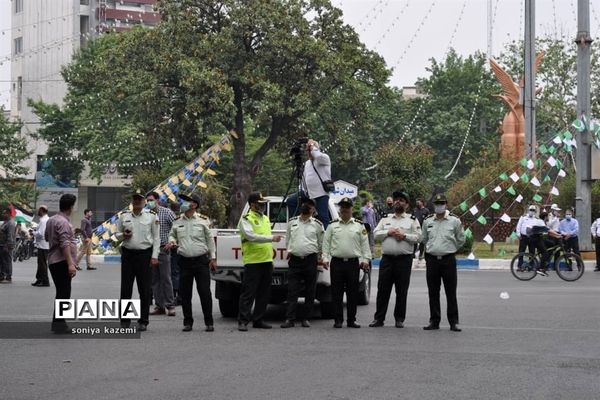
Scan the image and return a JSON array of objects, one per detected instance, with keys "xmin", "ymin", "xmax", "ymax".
[{"xmin": 91, "ymin": 255, "xmax": 512, "ymax": 270}]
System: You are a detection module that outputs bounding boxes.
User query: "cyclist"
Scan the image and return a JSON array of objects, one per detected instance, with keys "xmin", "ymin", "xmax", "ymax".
[{"xmin": 516, "ymin": 206, "xmax": 546, "ymax": 270}]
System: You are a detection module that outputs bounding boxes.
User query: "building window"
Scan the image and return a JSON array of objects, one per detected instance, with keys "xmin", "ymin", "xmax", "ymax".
[
  {"xmin": 17, "ymin": 77, "xmax": 22, "ymax": 112},
  {"xmin": 15, "ymin": 0, "xmax": 23, "ymax": 13},
  {"xmin": 80, "ymin": 15, "xmax": 90, "ymax": 46},
  {"xmin": 13, "ymin": 37, "xmax": 23, "ymax": 55},
  {"xmin": 80, "ymin": 0, "xmax": 90, "ymax": 5}
]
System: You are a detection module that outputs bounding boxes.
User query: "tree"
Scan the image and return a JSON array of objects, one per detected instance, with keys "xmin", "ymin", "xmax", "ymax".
[
  {"xmin": 32, "ymin": 0, "xmax": 391, "ymax": 227},
  {"xmin": 0, "ymin": 107, "xmax": 31, "ymax": 178}
]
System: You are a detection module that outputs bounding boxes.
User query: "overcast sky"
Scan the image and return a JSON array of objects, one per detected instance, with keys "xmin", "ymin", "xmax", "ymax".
[{"xmin": 1, "ymin": 0, "xmax": 599, "ymax": 110}]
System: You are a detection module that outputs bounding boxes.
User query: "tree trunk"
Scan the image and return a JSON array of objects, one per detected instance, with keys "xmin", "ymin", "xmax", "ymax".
[{"xmin": 227, "ymin": 85, "xmax": 252, "ymax": 228}]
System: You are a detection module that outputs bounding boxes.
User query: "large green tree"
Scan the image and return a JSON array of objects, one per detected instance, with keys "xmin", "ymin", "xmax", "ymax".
[
  {"xmin": 0, "ymin": 108, "xmax": 31, "ymax": 178},
  {"xmin": 32, "ymin": 0, "xmax": 391, "ymax": 226}
]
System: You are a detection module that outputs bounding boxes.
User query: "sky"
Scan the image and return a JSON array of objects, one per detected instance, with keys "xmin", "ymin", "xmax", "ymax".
[{"xmin": 1, "ymin": 0, "xmax": 600, "ymax": 110}]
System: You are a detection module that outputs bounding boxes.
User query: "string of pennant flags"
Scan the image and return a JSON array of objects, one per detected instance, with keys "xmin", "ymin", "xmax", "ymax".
[
  {"xmin": 452, "ymin": 116, "xmax": 596, "ymax": 246},
  {"xmin": 91, "ymin": 131, "xmax": 237, "ymax": 249}
]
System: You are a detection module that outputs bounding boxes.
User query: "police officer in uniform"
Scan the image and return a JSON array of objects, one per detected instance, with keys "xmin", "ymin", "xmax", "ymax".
[
  {"xmin": 322, "ymin": 197, "xmax": 371, "ymax": 328},
  {"xmin": 369, "ymin": 190, "xmax": 421, "ymax": 328},
  {"xmin": 237, "ymin": 192, "xmax": 283, "ymax": 332},
  {"xmin": 281, "ymin": 198, "xmax": 324, "ymax": 329},
  {"xmin": 421, "ymin": 194, "xmax": 465, "ymax": 332},
  {"xmin": 116, "ymin": 189, "xmax": 160, "ymax": 331},
  {"xmin": 166, "ymin": 193, "xmax": 216, "ymax": 332}
]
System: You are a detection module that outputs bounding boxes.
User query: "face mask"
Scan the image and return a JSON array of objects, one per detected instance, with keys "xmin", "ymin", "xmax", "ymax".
[
  {"xmin": 434, "ymin": 204, "xmax": 446, "ymax": 214},
  {"xmin": 528, "ymin": 211, "xmax": 535, "ymax": 217},
  {"xmin": 180, "ymin": 202, "xmax": 191, "ymax": 213},
  {"xmin": 300, "ymin": 205, "xmax": 312, "ymax": 215},
  {"xmin": 255, "ymin": 203, "xmax": 266, "ymax": 214},
  {"xmin": 565, "ymin": 214, "xmax": 572, "ymax": 220},
  {"xmin": 394, "ymin": 205, "xmax": 405, "ymax": 214},
  {"xmin": 387, "ymin": 203, "xmax": 393, "ymax": 207},
  {"xmin": 147, "ymin": 201, "xmax": 156, "ymax": 209}
]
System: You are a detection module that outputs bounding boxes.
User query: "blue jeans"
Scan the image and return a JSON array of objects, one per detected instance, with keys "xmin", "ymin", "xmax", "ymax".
[{"xmin": 286, "ymin": 191, "xmax": 331, "ymax": 230}]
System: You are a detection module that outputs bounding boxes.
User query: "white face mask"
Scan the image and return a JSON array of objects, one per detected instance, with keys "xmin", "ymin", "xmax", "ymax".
[
  {"xmin": 565, "ymin": 214, "xmax": 572, "ymax": 220},
  {"xmin": 434, "ymin": 204, "xmax": 446, "ymax": 214},
  {"xmin": 528, "ymin": 211, "xmax": 535, "ymax": 217}
]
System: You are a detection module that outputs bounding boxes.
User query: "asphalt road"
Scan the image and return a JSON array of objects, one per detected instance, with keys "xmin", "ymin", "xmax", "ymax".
[{"xmin": 1, "ymin": 259, "xmax": 599, "ymax": 400}]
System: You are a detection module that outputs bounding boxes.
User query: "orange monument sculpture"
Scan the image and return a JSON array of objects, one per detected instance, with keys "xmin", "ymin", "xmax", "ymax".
[{"xmin": 490, "ymin": 53, "xmax": 544, "ymax": 160}]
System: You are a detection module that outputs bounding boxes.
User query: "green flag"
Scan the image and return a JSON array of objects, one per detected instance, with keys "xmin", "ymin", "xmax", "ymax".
[
  {"xmin": 491, "ymin": 202, "xmax": 501, "ymax": 210},
  {"xmin": 479, "ymin": 188, "xmax": 487, "ymax": 198},
  {"xmin": 533, "ymin": 194, "xmax": 543, "ymax": 202},
  {"xmin": 520, "ymin": 173, "xmax": 529, "ymax": 183},
  {"xmin": 459, "ymin": 201, "xmax": 468, "ymax": 212},
  {"xmin": 519, "ymin": 158, "xmax": 528, "ymax": 167},
  {"xmin": 464, "ymin": 228, "xmax": 473, "ymax": 239},
  {"xmin": 571, "ymin": 120, "xmax": 584, "ymax": 132},
  {"xmin": 564, "ymin": 131, "xmax": 573, "ymax": 140},
  {"xmin": 509, "ymin": 231, "xmax": 518, "ymax": 240},
  {"xmin": 477, "ymin": 215, "xmax": 487, "ymax": 225},
  {"xmin": 543, "ymin": 175, "xmax": 551, "ymax": 183},
  {"xmin": 548, "ymin": 145, "xmax": 556, "ymax": 154},
  {"xmin": 535, "ymin": 159, "xmax": 542, "ymax": 169},
  {"xmin": 507, "ymin": 186, "xmax": 516, "ymax": 196},
  {"xmin": 499, "ymin": 172, "xmax": 509, "ymax": 181},
  {"xmin": 556, "ymin": 159, "xmax": 563, "ymax": 169},
  {"xmin": 565, "ymin": 144, "xmax": 572, "ymax": 152},
  {"xmin": 538, "ymin": 144, "xmax": 548, "ymax": 154}
]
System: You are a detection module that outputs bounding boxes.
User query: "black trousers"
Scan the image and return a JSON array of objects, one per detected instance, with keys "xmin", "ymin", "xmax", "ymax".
[
  {"xmin": 425, "ymin": 254, "xmax": 458, "ymax": 325},
  {"xmin": 49, "ymin": 260, "xmax": 72, "ymax": 331},
  {"xmin": 374, "ymin": 254, "xmax": 412, "ymax": 323},
  {"xmin": 36, "ymin": 248, "xmax": 49, "ymax": 284},
  {"xmin": 120, "ymin": 247, "xmax": 152, "ymax": 325},
  {"xmin": 331, "ymin": 257, "xmax": 360, "ymax": 324},
  {"xmin": 285, "ymin": 254, "xmax": 318, "ymax": 321},
  {"xmin": 517, "ymin": 236, "xmax": 536, "ymax": 266},
  {"xmin": 179, "ymin": 254, "xmax": 213, "ymax": 327},
  {"xmin": 238, "ymin": 262, "xmax": 273, "ymax": 324},
  {"xmin": 564, "ymin": 236, "xmax": 580, "ymax": 255},
  {"xmin": 595, "ymin": 237, "xmax": 600, "ymax": 268}
]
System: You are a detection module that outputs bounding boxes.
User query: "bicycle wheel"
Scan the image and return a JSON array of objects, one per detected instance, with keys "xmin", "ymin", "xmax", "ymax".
[
  {"xmin": 510, "ymin": 252, "xmax": 538, "ymax": 281},
  {"xmin": 554, "ymin": 252, "xmax": 585, "ymax": 282}
]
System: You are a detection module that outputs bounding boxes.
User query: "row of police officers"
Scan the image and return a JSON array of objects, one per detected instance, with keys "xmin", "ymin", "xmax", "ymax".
[{"xmin": 115, "ymin": 188, "xmax": 465, "ymax": 332}]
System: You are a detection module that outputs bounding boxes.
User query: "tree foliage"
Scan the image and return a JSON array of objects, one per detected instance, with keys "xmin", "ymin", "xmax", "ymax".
[{"xmin": 0, "ymin": 108, "xmax": 31, "ymax": 178}]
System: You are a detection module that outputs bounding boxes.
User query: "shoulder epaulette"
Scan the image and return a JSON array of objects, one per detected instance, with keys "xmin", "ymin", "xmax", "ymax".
[
  {"xmin": 330, "ymin": 219, "xmax": 339, "ymax": 224},
  {"xmin": 289, "ymin": 216, "xmax": 299, "ymax": 221},
  {"xmin": 424, "ymin": 214, "xmax": 434, "ymax": 220},
  {"xmin": 198, "ymin": 213, "xmax": 209, "ymax": 219},
  {"xmin": 122, "ymin": 210, "xmax": 131, "ymax": 214},
  {"xmin": 313, "ymin": 217, "xmax": 323, "ymax": 226},
  {"xmin": 410, "ymin": 215, "xmax": 416, "ymax": 220},
  {"xmin": 449, "ymin": 213, "xmax": 459, "ymax": 218},
  {"xmin": 146, "ymin": 209, "xmax": 157, "ymax": 215}
]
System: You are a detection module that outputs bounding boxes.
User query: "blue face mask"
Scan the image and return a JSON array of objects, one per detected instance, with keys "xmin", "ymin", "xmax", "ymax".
[{"xmin": 181, "ymin": 201, "xmax": 191, "ymax": 213}]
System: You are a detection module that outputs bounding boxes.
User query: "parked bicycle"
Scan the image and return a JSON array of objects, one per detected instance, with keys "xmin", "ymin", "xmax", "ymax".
[{"xmin": 510, "ymin": 235, "xmax": 584, "ymax": 282}]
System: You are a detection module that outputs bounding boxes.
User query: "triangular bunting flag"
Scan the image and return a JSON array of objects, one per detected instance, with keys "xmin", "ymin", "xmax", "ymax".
[
  {"xmin": 499, "ymin": 172, "xmax": 509, "ymax": 181},
  {"xmin": 483, "ymin": 234, "xmax": 493, "ymax": 244},
  {"xmin": 507, "ymin": 186, "xmax": 516, "ymax": 196},
  {"xmin": 493, "ymin": 186, "xmax": 502, "ymax": 193},
  {"xmin": 477, "ymin": 215, "xmax": 487, "ymax": 225},
  {"xmin": 520, "ymin": 173, "xmax": 529, "ymax": 183},
  {"xmin": 500, "ymin": 213, "xmax": 511, "ymax": 223},
  {"xmin": 527, "ymin": 159, "xmax": 535, "ymax": 170},
  {"xmin": 531, "ymin": 177, "xmax": 541, "ymax": 187},
  {"xmin": 551, "ymin": 186, "xmax": 559, "ymax": 196},
  {"xmin": 459, "ymin": 201, "xmax": 468, "ymax": 212},
  {"xmin": 516, "ymin": 195, "xmax": 523, "ymax": 203},
  {"xmin": 532, "ymin": 194, "xmax": 543, "ymax": 202},
  {"xmin": 553, "ymin": 135, "xmax": 563, "ymax": 144},
  {"xmin": 520, "ymin": 158, "xmax": 528, "ymax": 167},
  {"xmin": 547, "ymin": 156, "xmax": 557, "ymax": 167},
  {"xmin": 539, "ymin": 144, "xmax": 548, "ymax": 154},
  {"xmin": 491, "ymin": 202, "xmax": 501, "ymax": 210},
  {"xmin": 510, "ymin": 172, "xmax": 520, "ymax": 182},
  {"xmin": 479, "ymin": 188, "xmax": 487, "ymax": 198},
  {"xmin": 464, "ymin": 228, "xmax": 473, "ymax": 239},
  {"xmin": 558, "ymin": 169, "xmax": 566, "ymax": 177},
  {"xmin": 510, "ymin": 231, "xmax": 518, "ymax": 240},
  {"xmin": 469, "ymin": 205, "xmax": 479, "ymax": 215}
]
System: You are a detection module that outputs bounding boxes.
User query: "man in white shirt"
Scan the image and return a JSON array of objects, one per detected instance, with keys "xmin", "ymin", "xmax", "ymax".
[
  {"xmin": 547, "ymin": 204, "xmax": 561, "ymax": 232},
  {"xmin": 286, "ymin": 139, "xmax": 332, "ymax": 229},
  {"xmin": 516, "ymin": 205, "xmax": 547, "ymax": 272},
  {"xmin": 591, "ymin": 216, "xmax": 600, "ymax": 272},
  {"xmin": 32, "ymin": 205, "xmax": 50, "ymax": 287}
]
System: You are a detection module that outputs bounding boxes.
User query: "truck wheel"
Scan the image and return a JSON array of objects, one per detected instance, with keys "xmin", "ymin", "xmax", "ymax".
[
  {"xmin": 357, "ymin": 269, "xmax": 371, "ymax": 306},
  {"xmin": 218, "ymin": 299, "xmax": 239, "ymax": 318},
  {"xmin": 320, "ymin": 301, "xmax": 333, "ymax": 319}
]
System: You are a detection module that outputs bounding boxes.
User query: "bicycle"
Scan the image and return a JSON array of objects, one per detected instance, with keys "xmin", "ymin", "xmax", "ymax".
[{"xmin": 510, "ymin": 237, "xmax": 585, "ymax": 282}]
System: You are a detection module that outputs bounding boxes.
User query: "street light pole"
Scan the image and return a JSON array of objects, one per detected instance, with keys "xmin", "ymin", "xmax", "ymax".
[{"xmin": 523, "ymin": 0, "xmax": 536, "ymax": 160}]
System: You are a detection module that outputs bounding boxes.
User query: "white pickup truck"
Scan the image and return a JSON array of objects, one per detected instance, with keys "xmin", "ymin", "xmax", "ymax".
[{"xmin": 211, "ymin": 196, "xmax": 372, "ymax": 319}]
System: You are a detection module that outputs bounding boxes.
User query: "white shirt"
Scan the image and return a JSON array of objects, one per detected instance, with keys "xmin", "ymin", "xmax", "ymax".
[
  {"xmin": 547, "ymin": 215, "xmax": 560, "ymax": 231},
  {"xmin": 516, "ymin": 215, "xmax": 545, "ymax": 237},
  {"xmin": 35, "ymin": 214, "xmax": 49, "ymax": 250},
  {"xmin": 591, "ymin": 218, "xmax": 600, "ymax": 237},
  {"xmin": 302, "ymin": 148, "xmax": 331, "ymax": 199}
]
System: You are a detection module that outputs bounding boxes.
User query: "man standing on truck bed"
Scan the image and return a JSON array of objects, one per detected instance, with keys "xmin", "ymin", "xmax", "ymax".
[
  {"xmin": 281, "ymin": 198, "xmax": 324, "ymax": 329},
  {"xmin": 322, "ymin": 197, "xmax": 371, "ymax": 329},
  {"xmin": 237, "ymin": 192, "xmax": 283, "ymax": 332}
]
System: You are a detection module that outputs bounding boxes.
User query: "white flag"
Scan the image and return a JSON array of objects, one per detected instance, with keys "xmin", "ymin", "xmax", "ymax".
[
  {"xmin": 553, "ymin": 136, "xmax": 562, "ymax": 144},
  {"xmin": 493, "ymin": 185, "xmax": 502, "ymax": 193},
  {"xmin": 527, "ymin": 159, "xmax": 535, "ymax": 170},
  {"xmin": 467, "ymin": 252, "xmax": 475, "ymax": 260},
  {"xmin": 558, "ymin": 169, "xmax": 566, "ymax": 177},
  {"xmin": 469, "ymin": 205, "xmax": 479, "ymax": 216},
  {"xmin": 510, "ymin": 172, "xmax": 520, "ymax": 182},
  {"xmin": 551, "ymin": 186, "xmax": 559, "ymax": 196},
  {"xmin": 500, "ymin": 213, "xmax": 511, "ymax": 223},
  {"xmin": 547, "ymin": 156, "xmax": 557, "ymax": 167},
  {"xmin": 483, "ymin": 234, "xmax": 493, "ymax": 244},
  {"xmin": 531, "ymin": 177, "xmax": 541, "ymax": 187},
  {"xmin": 516, "ymin": 194, "xmax": 523, "ymax": 203}
]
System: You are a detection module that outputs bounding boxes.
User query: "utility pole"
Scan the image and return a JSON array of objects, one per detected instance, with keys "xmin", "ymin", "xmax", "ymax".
[
  {"xmin": 487, "ymin": 0, "xmax": 493, "ymax": 59},
  {"xmin": 575, "ymin": 0, "xmax": 593, "ymax": 251},
  {"xmin": 523, "ymin": 0, "xmax": 536, "ymax": 159}
]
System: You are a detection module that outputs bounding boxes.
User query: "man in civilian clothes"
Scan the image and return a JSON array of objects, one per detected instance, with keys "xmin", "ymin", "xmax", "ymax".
[
  {"xmin": 76, "ymin": 208, "xmax": 95, "ymax": 270},
  {"xmin": 591, "ymin": 215, "xmax": 600, "ymax": 272},
  {"xmin": 558, "ymin": 208, "xmax": 580, "ymax": 255},
  {"xmin": 115, "ymin": 189, "xmax": 160, "ymax": 332},
  {"xmin": 0, "ymin": 205, "xmax": 16, "ymax": 283},
  {"xmin": 45, "ymin": 194, "xmax": 78, "ymax": 333},
  {"xmin": 32, "ymin": 205, "xmax": 50, "ymax": 287}
]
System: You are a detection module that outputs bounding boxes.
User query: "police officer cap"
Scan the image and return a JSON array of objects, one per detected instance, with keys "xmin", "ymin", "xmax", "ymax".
[
  {"xmin": 392, "ymin": 190, "xmax": 410, "ymax": 202},
  {"xmin": 337, "ymin": 197, "xmax": 353, "ymax": 207},
  {"xmin": 433, "ymin": 193, "xmax": 448, "ymax": 204},
  {"xmin": 179, "ymin": 193, "xmax": 201, "ymax": 206},
  {"xmin": 248, "ymin": 192, "xmax": 268, "ymax": 204},
  {"xmin": 131, "ymin": 188, "xmax": 145, "ymax": 199}
]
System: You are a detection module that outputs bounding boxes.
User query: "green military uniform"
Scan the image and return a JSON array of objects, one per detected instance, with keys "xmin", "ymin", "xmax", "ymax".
[
  {"xmin": 115, "ymin": 189, "xmax": 160, "ymax": 328},
  {"xmin": 237, "ymin": 192, "xmax": 276, "ymax": 328},
  {"xmin": 323, "ymin": 197, "xmax": 371, "ymax": 326},
  {"xmin": 284, "ymin": 214, "xmax": 324, "ymax": 323},
  {"xmin": 421, "ymin": 194, "xmax": 466, "ymax": 331},
  {"xmin": 169, "ymin": 202, "xmax": 216, "ymax": 330},
  {"xmin": 372, "ymin": 204, "xmax": 422, "ymax": 325}
]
